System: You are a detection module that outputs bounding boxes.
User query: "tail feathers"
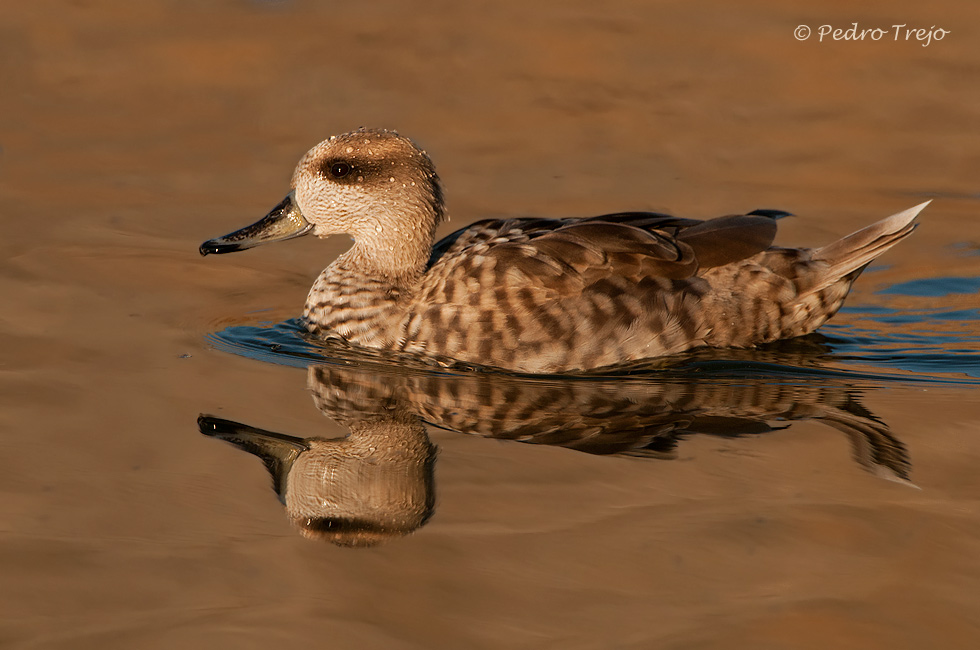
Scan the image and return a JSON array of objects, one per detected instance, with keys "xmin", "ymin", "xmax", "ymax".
[{"xmin": 810, "ymin": 201, "xmax": 929, "ymax": 291}]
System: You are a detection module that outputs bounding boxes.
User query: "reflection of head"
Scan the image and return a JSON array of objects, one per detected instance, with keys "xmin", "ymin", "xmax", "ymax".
[
  {"xmin": 285, "ymin": 417, "xmax": 436, "ymax": 547},
  {"xmin": 198, "ymin": 414, "xmax": 436, "ymax": 548}
]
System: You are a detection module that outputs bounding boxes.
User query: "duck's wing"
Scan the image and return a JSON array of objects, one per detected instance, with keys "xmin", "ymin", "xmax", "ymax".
[
  {"xmin": 673, "ymin": 214, "xmax": 779, "ymax": 268},
  {"xmin": 429, "ymin": 212, "xmax": 695, "ymax": 268},
  {"xmin": 429, "ymin": 211, "xmax": 778, "ymax": 276},
  {"xmin": 491, "ymin": 220, "xmax": 699, "ymax": 285},
  {"xmin": 486, "ymin": 213, "xmax": 779, "ymax": 286}
]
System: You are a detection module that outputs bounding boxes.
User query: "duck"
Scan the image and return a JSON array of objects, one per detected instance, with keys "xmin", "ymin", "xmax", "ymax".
[{"xmin": 200, "ymin": 128, "xmax": 928, "ymax": 374}]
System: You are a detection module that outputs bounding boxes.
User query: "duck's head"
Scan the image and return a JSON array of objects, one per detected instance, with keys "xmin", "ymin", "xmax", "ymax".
[{"xmin": 200, "ymin": 128, "xmax": 445, "ymax": 256}]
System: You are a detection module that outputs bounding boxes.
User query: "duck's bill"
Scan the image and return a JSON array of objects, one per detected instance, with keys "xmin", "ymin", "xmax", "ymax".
[{"xmin": 199, "ymin": 192, "xmax": 312, "ymax": 256}]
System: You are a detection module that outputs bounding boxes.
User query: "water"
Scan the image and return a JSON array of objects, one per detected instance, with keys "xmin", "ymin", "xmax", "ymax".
[{"xmin": 4, "ymin": 0, "xmax": 980, "ymax": 648}]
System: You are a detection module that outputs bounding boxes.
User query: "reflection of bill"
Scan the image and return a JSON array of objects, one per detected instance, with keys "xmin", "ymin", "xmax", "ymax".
[{"xmin": 199, "ymin": 355, "xmax": 911, "ymax": 547}]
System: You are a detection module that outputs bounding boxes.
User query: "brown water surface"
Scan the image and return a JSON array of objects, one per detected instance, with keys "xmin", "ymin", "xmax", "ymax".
[{"xmin": 3, "ymin": 1, "xmax": 980, "ymax": 648}]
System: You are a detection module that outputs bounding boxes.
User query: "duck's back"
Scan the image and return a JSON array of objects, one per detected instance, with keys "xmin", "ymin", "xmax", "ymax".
[{"xmin": 398, "ymin": 212, "xmax": 794, "ymax": 373}]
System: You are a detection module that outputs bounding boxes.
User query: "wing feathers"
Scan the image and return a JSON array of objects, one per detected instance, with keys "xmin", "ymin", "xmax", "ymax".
[
  {"xmin": 434, "ymin": 211, "xmax": 781, "ymax": 287},
  {"xmin": 676, "ymin": 215, "xmax": 778, "ymax": 268}
]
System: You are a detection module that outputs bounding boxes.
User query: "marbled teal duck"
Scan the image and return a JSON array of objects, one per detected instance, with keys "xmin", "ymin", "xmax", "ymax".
[{"xmin": 201, "ymin": 128, "xmax": 927, "ymax": 373}]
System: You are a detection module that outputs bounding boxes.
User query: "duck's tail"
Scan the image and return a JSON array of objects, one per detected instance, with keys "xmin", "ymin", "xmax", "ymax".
[{"xmin": 809, "ymin": 201, "xmax": 929, "ymax": 292}]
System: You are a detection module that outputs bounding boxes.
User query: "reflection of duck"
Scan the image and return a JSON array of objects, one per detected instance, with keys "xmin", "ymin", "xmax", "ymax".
[
  {"xmin": 198, "ymin": 412, "xmax": 436, "ymax": 548},
  {"xmin": 199, "ymin": 356, "xmax": 910, "ymax": 546},
  {"xmin": 200, "ymin": 127, "xmax": 928, "ymax": 373}
]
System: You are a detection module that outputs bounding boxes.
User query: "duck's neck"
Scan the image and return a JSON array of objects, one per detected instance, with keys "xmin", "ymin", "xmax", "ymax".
[
  {"xmin": 342, "ymin": 196, "xmax": 444, "ymax": 282},
  {"xmin": 340, "ymin": 237, "xmax": 430, "ymax": 285},
  {"xmin": 303, "ymin": 214, "xmax": 439, "ymax": 346}
]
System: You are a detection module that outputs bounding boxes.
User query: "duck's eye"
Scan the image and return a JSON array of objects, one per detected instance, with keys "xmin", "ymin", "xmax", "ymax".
[{"xmin": 329, "ymin": 162, "xmax": 352, "ymax": 178}]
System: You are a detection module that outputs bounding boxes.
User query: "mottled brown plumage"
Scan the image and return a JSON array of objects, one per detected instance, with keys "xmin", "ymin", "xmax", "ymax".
[{"xmin": 201, "ymin": 128, "xmax": 929, "ymax": 373}]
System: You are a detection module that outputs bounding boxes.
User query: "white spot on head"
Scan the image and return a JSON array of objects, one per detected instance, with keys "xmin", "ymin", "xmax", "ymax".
[
  {"xmin": 357, "ymin": 176, "xmax": 364, "ymax": 182},
  {"xmin": 345, "ymin": 146, "xmax": 353, "ymax": 154},
  {"xmin": 375, "ymin": 225, "xmax": 383, "ymax": 233},
  {"xmin": 389, "ymin": 177, "xmax": 395, "ymax": 182}
]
